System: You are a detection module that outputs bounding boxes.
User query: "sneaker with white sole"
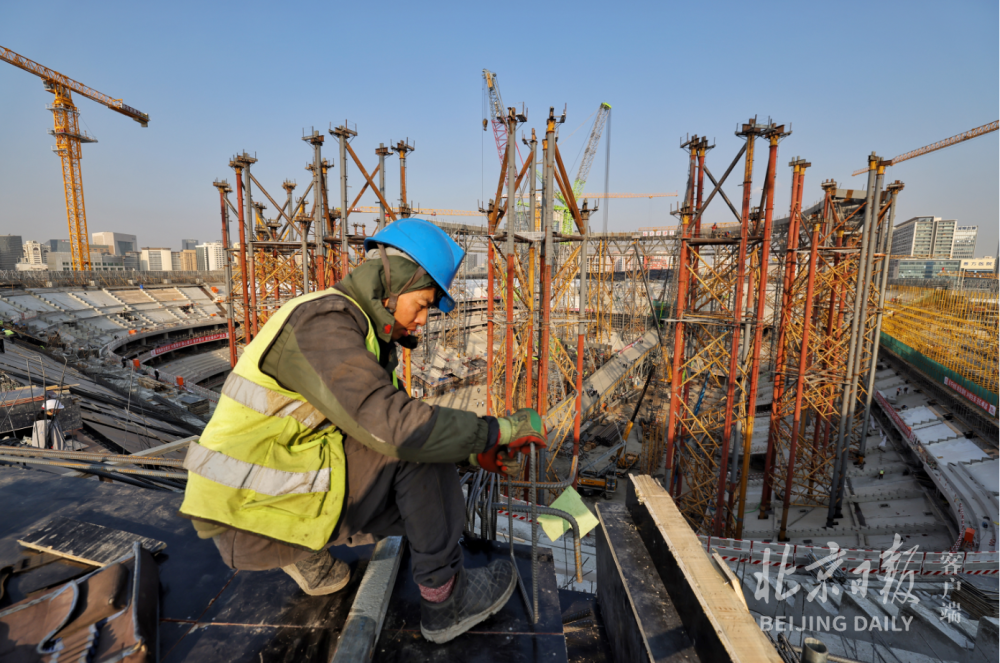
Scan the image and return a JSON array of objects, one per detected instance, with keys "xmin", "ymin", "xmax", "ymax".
[{"xmin": 281, "ymin": 549, "xmax": 351, "ymax": 596}]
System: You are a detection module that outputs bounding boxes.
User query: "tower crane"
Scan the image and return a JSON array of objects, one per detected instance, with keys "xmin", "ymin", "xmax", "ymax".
[
  {"xmin": 1, "ymin": 46, "xmax": 149, "ymax": 270},
  {"xmin": 850, "ymin": 120, "xmax": 998, "ymax": 176},
  {"xmin": 482, "ymin": 69, "xmax": 522, "ymax": 170}
]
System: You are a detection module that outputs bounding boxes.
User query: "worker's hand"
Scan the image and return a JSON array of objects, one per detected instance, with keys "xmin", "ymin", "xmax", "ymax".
[
  {"xmin": 470, "ymin": 444, "xmax": 517, "ymax": 476},
  {"xmin": 493, "ymin": 408, "xmax": 547, "ymax": 455}
]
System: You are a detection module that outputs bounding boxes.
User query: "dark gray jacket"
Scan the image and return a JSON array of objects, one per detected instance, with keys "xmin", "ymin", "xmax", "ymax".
[{"xmin": 258, "ymin": 288, "xmax": 487, "ymax": 463}]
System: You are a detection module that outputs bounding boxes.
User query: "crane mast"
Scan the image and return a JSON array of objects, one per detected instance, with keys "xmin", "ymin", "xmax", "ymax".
[
  {"xmin": 573, "ymin": 103, "xmax": 611, "ymax": 197},
  {"xmin": 1, "ymin": 45, "xmax": 148, "ymax": 270}
]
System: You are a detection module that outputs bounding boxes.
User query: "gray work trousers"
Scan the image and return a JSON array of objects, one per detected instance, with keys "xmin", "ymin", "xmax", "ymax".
[{"xmin": 212, "ymin": 437, "xmax": 465, "ymax": 588}]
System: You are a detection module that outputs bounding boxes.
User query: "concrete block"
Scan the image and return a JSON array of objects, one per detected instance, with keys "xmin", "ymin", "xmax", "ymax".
[{"xmin": 972, "ymin": 616, "xmax": 998, "ymax": 663}]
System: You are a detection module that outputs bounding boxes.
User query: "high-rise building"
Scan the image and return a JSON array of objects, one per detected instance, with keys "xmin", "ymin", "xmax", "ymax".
[
  {"xmin": 171, "ymin": 252, "xmax": 183, "ymax": 271},
  {"xmin": 952, "ymin": 226, "xmax": 978, "ymax": 259},
  {"xmin": 0, "ymin": 236, "xmax": 24, "ymax": 271},
  {"xmin": 47, "ymin": 239, "xmax": 71, "ymax": 253},
  {"xmin": 179, "ymin": 249, "xmax": 198, "ymax": 271},
  {"xmin": 181, "ymin": 239, "xmax": 199, "ymax": 251},
  {"xmin": 22, "ymin": 241, "xmax": 48, "ymax": 265},
  {"xmin": 91, "ymin": 232, "xmax": 138, "ymax": 256},
  {"xmin": 891, "ymin": 217, "xmax": 959, "ymax": 258},
  {"xmin": 196, "ymin": 242, "xmax": 226, "ymax": 271},
  {"xmin": 140, "ymin": 248, "xmax": 173, "ymax": 271}
]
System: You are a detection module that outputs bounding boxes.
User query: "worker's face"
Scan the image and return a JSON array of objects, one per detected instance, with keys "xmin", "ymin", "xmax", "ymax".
[{"xmin": 384, "ymin": 287, "xmax": 436, "ymax": 341}]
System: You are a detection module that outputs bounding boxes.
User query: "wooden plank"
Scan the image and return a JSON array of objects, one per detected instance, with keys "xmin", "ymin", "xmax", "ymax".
[
  {"xmin": 17, "ymin": 516, "xmax": 166, "ymax": 567},
  {"xmin": 627, "ymin": 474, "xmax": 781, "ymax": 663}
]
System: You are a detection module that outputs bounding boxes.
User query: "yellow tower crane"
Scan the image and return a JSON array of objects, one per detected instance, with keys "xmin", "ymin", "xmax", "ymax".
[{"xmin": 1, "ymin": 46, "xmax": 149, "ymax": 270}]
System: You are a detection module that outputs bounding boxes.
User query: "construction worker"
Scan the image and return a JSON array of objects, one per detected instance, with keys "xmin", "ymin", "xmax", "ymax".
[
  {"xmin": 179, "ymin": 219, "xmax": 546, "ymax": 644},
  {"xmin": 878, "ymin": 468, "xmax": 885, "ymax": 480}
]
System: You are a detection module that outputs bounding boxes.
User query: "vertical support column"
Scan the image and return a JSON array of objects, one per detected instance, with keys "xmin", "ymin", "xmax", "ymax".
[
  {"xmin": 303, "ymin": 131, "xmax": 326, "ymax": 290},
  {"xmin": 376, "ymin": 143, "xmax": 390, "ymax": 230},
  {"xmin": 504, "ymin": 110, "xmax": 518, "ymax": 415},
  {"xmin": 857, "ymin": 180, "xmax": 905, "ymax": 457},
  {"xmin": 215, "ymin": 180, "xmax": 238, "ymax": 368},
  {"xmin": 779, "ymin": 221, "xmax": 821, "ymax": 540},
  {"xmin": 237, "ymin": 153, "xmax": 260, "ymax": 338},
  {"xmin": 733, "ymin": 127, "xmax": 788, "ymax": 537},
  {"xmin": 573, "ymin": 203, "xmax": 590, "ymax": 488},
  {"xmin": 759, "ymin": 159, "xmax": 804, "ymax": 516},
  {"xmin": 524, "ymin": 130, "xmax": 537, "ymax": 408},
  {"xmin": 283, "ymin": 180, "xmax": 304, "ymax": 294},
  {"xmin": 230, "ymin": 162, "xmax": 251, "ymax": 343},
  {"xmin": 393, "ymin": 140, "xmax": 415, "ymax": 218},
  {"xmin": 331, "ymin": 124, "xmax": 357, "ymax": 279},
  {"xmin": 712, "ymin": 122, "xmax": 759, "ymax": 535},
  {"xmin": 827, "ymin": 154, "xmax": 879, "ymax": 527},
  {"xmin": 664, "ymin": 209, "xmax": 691, "ymax": 494},
  {"xmin": 538, "ymin": 109, "xmax": 556, "ymax": 418}
]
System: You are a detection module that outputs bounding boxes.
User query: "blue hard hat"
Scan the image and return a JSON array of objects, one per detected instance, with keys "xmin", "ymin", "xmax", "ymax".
[{"xmin": 364, "ymin": 218, "xmax": 465, "ymax": 314}]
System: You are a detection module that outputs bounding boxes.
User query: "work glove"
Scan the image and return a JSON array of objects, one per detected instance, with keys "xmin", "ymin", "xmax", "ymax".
[{"xmin": 470, "ymin": 408, "xmax": 547, "ymax": 477}]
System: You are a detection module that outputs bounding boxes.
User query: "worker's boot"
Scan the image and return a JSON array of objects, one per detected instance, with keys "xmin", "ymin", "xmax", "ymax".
[
  {"xmin": 420, "ymin": 559, "xmax": 516, "ymax": 643},
  {"xmin": 281, "ymin": 549, "xmax": 351, "ymax": 596}
]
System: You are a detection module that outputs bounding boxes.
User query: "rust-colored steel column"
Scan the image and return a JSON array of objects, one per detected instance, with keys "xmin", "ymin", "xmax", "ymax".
[
  {"xmin": 216, "ymin": 181, "xmax": 238, "ymax": 368},
  {"xmin": 733, "ymin": 127, "xmax": 786, "ymax": 537},
  {"xmin": 711, "ymin": 124, "xmax": 758, "ymax": 536},
  {"xmin": 664, "ymin": 211, "xmax": 691, "ymax": 494},
  {"xmin": 486, "ymin": 238, "xmax": 495, "ymax": 416},
  {"xmin": 760, "ymin": 159, "xmax": 805, "ymax": 515},
  {"xmin": 232, "ymin": 164, "xmax": 252, "ymax": 341},
  {"xmin": 779, "ymin": 222, "xmax": 821, "ymax": 540}
]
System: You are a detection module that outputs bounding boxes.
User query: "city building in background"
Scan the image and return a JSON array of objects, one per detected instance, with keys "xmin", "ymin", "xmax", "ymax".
[
  {"xmin": 195, "ymin": 242, "xmax": 225, "ymax": 271},
  {"xmin": 47, "ymin": 239, "xmax": 71, "ymax": 253},
  {"xmin": 181, "ymin": 239, "xmax": 199, "ymax": 251},
  {"xmin": 952, "ymin": 225, "xmax": 978, "ymax": 259},
  {"xmin": 140, "ymin": 248, "xmax": 173, "ymax": 271},
  {"xmin": 0, "ymin": 235, "xmax": 24, "ymax": 271},
  {"xmin": 21, "ymin": 240, "xmax": 48, "ymax": 266},
  {"xmin": 179, "ymin": 249, "xmax": 198, "ymax": 271},
  {"xmin": 960, "ymin": 256, "xmax": 995, "ymax": 273},
  {"xmin": 123, "ymin": 252, "xmax": 140, "ymax": 271},
  {"xmin": 46, "ymin": 252, "xmax": 73, "ymax": 272},
  {"xmin": 891, "ymin": 258, "xmax": 962, "ymax": 279},
  {"xmin": 891, "ymin": 216, "xmax": 958, "ymax": 258},
  {"xmin": 91, "ymin": 232, "xmax": 138, "ymax": 256}
]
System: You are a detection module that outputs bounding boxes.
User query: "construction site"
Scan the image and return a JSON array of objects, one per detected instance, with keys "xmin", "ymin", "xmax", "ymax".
[{"xmin": 0, "ymin": 42, "xmax": 998, "ymax": 663}]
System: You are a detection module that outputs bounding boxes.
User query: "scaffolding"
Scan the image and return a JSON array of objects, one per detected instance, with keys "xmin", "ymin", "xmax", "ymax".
[{"xmin": 881, "ymin": 281, "xmax": 999, "ymax": 403}]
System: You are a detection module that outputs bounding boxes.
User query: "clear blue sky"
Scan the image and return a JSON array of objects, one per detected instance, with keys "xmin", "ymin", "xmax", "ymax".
[{"xmin": 1, "ymin": 0, "xmax": 997, "ymax": 256}]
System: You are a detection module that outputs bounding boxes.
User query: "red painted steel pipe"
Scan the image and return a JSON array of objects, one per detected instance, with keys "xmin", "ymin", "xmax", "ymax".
[
  {"xmin": 664, "ymin": 214, "xmax": 691, "ymax": 495},
  {"xmin": 712, "ymin": 131, "xmax": 757, "ymax": 536},
  {"xmin": 779, "ymin": 222, "xmax": 821, "ymax": 541},
  {"xmin": 760, "ymin": 162, "xmax": 803, "ymax": 515},
  {"xmin": 733, "ymin": 131, "xmax": 782, "ymax": 537},
  {"xmin": 487, "ymin": 240, "xmax": 495, "ymax": 416}
]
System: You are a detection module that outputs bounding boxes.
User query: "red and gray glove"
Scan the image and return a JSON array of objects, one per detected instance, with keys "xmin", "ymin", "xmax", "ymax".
[{"xmin": 471, "ymin": 408, "xmax": 548, "ymax": 476}]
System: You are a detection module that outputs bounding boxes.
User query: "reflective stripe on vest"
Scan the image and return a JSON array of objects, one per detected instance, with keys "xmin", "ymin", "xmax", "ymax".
[
  {"xmin": 185, "ymin": 442, "xmax": 330, "ymax": 495},
  {"xmin": 221, "ymin": 372, "xmax": 330, "ymax": 430}
]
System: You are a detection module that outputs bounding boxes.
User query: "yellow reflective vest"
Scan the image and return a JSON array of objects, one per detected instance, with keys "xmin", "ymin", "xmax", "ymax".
[{"xmin": 179, "ymin": 289, "xmax": 394, "ymax": 551}]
